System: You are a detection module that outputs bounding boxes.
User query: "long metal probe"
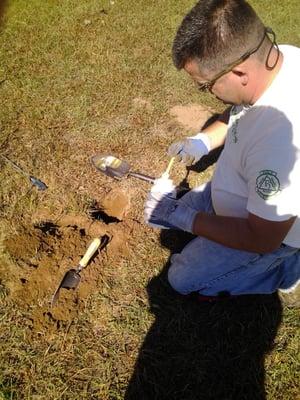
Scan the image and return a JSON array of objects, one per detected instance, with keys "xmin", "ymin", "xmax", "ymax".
[{"xmin": 0, "ymin": 154, "xmax": 48, "ymax": 191}]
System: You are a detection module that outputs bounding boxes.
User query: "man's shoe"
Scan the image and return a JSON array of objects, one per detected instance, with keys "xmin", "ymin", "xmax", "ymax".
[{"xmin": 278, "ymin": 279, "xmax": 300, "ymax": 307}]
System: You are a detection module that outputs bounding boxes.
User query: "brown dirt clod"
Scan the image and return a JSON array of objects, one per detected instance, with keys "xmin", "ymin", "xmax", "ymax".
[{"xmin": 99, "ymin": 188, "xmax": 131, "ymax": 220}]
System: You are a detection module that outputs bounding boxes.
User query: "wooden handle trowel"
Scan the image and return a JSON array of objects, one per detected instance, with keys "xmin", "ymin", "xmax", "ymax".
[{"xmin": 51, "ymin": 235, "xmax": 110, "ymax": 307}]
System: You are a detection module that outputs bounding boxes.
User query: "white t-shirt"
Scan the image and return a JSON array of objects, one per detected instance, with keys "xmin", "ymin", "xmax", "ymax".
[{"xmin": 211, "ymin": 45, "xmax": 300, "ymax": 247}]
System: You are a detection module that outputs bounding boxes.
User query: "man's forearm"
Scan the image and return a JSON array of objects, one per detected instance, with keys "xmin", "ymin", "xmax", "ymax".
[
  {"xmin": 192, "ymin": 212, "xmax": 271, "ymax": 254},
  {"xmin": 202, "ymin": 107, "xmax": 231, "ymax": 150}
]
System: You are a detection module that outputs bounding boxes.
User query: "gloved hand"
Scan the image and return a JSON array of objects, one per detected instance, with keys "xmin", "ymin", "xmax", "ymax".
[
  {"xmin": 144, "ymin": 177, "xmax": 197, "ymax": 232},
  {"xmin": 168, "ymin": 132, "xmax": 211, "ymax": 166},
  {"xmin": 144, "ymin": 176, "xmax": 177, "ymax": 229},
  {"xmin": 149, "ymin": 176, "xmax": 177, "ymax": 200}
]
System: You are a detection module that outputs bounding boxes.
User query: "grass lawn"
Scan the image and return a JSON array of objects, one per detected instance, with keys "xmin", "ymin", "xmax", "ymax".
[{"xmin": 0, "ymin": 0, "xmax": 299, "ymax": 399}]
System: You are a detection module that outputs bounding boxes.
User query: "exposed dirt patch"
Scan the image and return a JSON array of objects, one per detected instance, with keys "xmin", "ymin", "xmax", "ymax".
[
  {"xmin": 169, "ymin": 104, "xmax": 213, "ymax": 132},
  {"xmin": 2, "ymin": 212, "xmax": 136, "ymax": 335}
]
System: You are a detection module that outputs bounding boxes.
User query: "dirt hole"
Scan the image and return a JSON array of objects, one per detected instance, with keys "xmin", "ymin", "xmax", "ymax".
[
  {"xmin": 34, "ymin": 221, "xmax": 61, "ymax": 237},
  {"xmin": 88, "ymin": 206, "xmax": 121, "ymax": 224},
  {"xmin": 2, "ymin": 216, "xmax": 113, "ymax": 333}
]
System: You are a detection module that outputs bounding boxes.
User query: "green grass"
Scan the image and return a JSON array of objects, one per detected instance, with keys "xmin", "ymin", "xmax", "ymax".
[{"xmin": 0, "ymin": 0, "xmax": 299, "ymax": 399}]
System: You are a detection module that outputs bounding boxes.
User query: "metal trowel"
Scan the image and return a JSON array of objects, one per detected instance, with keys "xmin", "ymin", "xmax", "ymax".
[
  {"xmin": 51, "ymin": 234, "xmax": 110, "ymax": 307},
  {"xmin": 91, "ymin": 154, "xmax": 175, "ymax": 183}
]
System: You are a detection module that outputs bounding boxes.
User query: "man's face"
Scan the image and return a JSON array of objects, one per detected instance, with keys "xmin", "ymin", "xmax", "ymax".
[{"xmin": 184, "ymin": 59, "xmax": 244, "ymax": 105}]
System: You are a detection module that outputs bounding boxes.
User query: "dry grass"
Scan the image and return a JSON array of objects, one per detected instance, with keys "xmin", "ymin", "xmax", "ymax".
[{"xmin": 0, "ymin": 0, "xmax": 299, "ymax": 399}]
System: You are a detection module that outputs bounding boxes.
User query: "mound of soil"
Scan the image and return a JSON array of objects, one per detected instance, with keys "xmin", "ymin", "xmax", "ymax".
[{"xmin": 2, "ymin": 201, "xmax": 135, "ymax": 334}]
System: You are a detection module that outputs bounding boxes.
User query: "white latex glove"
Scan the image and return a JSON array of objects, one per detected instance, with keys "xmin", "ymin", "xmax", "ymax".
[
  {"xmin": 168, "ymin": 132, "xmax": 211, "ymax": 166},
  {"xmin": 150, "ymin": 176, "xmax": 177, "ymax": 199}
]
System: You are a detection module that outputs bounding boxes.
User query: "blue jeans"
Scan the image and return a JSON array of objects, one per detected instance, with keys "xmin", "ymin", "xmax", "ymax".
[{"xmin": 168, "ymin": 183, "xmax": 300, "ymax": 296}]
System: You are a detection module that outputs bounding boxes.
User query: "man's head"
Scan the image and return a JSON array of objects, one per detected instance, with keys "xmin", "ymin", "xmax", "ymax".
[{"xmin": 173, "ymin": 0, "xmax": 279, "ymax": 104}]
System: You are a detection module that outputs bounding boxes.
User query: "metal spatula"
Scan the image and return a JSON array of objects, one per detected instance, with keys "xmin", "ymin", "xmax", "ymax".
[{"xmin": 91, "ymin": 154, "xmax": 175, "ymax": 183}]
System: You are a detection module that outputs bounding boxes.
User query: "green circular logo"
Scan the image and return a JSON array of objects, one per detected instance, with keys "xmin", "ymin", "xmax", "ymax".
[{"xmin": 256, "ymin": 170, "xmax": 280, "ymax": 200}]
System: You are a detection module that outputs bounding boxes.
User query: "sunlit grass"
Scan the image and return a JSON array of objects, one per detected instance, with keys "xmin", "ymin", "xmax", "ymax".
[{"xmin": 0, "ymin": 0, "xmax": 299, "ymax": 399}]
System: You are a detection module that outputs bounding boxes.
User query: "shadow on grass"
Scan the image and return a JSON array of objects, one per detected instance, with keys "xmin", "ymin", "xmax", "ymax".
[
  {"xmin": 125, "ymin": 113, "xmax": 283, "ymax": 399},
  {"xmin": 125, "ymin": 229, "xmax": 282, "ymax": 400}
]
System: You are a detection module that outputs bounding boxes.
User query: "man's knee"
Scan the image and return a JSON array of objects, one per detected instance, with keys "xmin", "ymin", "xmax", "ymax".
[{"xmin": 167, "ymin": 257, "xmax": 195, "ymax": 295}]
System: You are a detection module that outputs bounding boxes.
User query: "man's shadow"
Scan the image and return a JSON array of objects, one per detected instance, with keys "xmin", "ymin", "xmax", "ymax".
[{"xmin": 125, "ymin": 114, "xmax": 283, "ymax": 400}]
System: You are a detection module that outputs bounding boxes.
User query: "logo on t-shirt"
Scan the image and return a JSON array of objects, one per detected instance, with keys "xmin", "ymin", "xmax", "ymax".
[
  {"xmin": 229, "ymin": 105, "xmax": 251, "ymax": 144},
  {"xmin": 256, "ymin": 170, "xmax": 281, "ymax": 200},
  {"xmin": 229, "ymin": 107, "xmax": 240, "ymax": 143}
]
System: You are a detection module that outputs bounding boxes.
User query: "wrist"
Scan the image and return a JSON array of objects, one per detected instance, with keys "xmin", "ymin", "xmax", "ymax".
[
  {"xmin": 191, "ymin": 211, "xmax": 201, "ymax": 235},
  {"xmin": 191, "ymin": 132, "xmax": 211, "ymax": 154}
]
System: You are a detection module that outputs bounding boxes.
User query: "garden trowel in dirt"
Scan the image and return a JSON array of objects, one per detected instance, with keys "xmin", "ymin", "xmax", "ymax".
[
  {"xmin": 91, "ymin": 154, "xmax": 175, "ymax": 183},
  {"xmin": 51, "ymin": 234, "xmax": 110, "ymax": 307}
]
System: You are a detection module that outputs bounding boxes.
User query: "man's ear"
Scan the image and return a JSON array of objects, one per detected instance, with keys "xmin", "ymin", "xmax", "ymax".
[{"xmin": 232, "ymin": 67, "xmax": 249, "ymax": 86}]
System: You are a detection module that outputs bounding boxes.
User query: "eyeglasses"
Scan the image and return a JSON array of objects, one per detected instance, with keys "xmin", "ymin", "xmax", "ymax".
[{"xmin": 197, "ymin": 27, "xmax": 279, "ymax": 92}]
